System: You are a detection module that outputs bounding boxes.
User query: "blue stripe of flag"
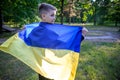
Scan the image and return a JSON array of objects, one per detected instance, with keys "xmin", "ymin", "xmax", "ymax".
[{"xmin": 19, "ymin": 22, "xmax": 84, "ymax": 52}]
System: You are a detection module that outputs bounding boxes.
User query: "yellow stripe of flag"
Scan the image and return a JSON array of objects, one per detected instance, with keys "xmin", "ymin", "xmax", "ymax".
[{"xmin": 0, "ymin": 34, "xmax": 79, "ymax": 80}]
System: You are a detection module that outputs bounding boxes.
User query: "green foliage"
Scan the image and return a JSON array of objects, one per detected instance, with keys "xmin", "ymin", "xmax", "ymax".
[
  {"xmin": 75, "ymin": 1, "xmax": 93, "ymax": 23},
  {"xmin": 1, "ymin": 0, "xmax": 40, "ymax": 27},
  {"xmin": 1, "ymin": 0, "xmax": 120, "ymax": 27},
  {"xmin": 107, "ymin": 0, "xmax": 120, "ymax": 26}
]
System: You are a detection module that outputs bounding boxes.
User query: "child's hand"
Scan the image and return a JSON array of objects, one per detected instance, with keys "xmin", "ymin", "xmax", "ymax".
[
  {"xmin": 82, "ymin": 27, "xmax": 88, "ymax": 37},
  {"xmin": 21, "ymin": 25, "xmax": 26, "ymax": 30}
]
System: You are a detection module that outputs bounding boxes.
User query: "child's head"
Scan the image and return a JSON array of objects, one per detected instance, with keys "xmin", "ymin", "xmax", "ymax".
[{"xmin": 38, "ymin": 3, "xmax": 57, "ymax": 23}]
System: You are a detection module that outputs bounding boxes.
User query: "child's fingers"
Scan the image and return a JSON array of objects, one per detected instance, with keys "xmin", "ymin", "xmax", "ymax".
[
  {"xmin": 83, "ymin": 27, "xmax": 88, "ymax": 32},
  {"xmin": 82, "ymin": 27, "xmax": 88, "ymax": 36}
]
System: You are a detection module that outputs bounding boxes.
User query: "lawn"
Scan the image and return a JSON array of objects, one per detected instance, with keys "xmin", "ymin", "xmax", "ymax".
[
  {"xmin": 0, "ymin": 41, "xmax": 120, "ymax": 80},
  {"xmin": 76, "ymin": 41, "xmax": 120, "ymax": 80}
]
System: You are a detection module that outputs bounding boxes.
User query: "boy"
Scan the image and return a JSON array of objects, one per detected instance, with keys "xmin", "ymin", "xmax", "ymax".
[
  {"xmin": 27, "ymin": 3, "xmax": 88, "ymax": 80},
  {"xmin": 38, "ymin": 3, "xmax": 88, "ymax": 35},
  {"xmin": 0, "ymin": 3, "xmax": 88, "ymax": 80}
]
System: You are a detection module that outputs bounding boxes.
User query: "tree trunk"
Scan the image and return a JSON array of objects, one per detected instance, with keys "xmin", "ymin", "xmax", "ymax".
[
  {"xmin": 93, "ymin": 2, "xmax": 97, "ymax": 26},
  {"xmin": 60, "ymin": 0, "xmax": 64, "ymax": 24},
  {"xmin": 69, "ymin": 5, "xmax": 71, "ymax": 24},
  {"xmin": 115, "ymin": 19, "xmax": 118, "ymax": 27},
  {"xmin": 0, "ymin": 7, "xmax": 2, "ymax": 33},
  {"xmin": 93, "ymin": 8, "xmax": 96, "ymax": 26}
]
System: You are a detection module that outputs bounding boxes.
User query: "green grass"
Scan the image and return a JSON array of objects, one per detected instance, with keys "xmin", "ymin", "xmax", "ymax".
[
  {"xmin": 0, "ymin": 32, "xmax": 15, "ymax": 38},
  {"xmin": 75, "ymin": 41, "xmax": 120, "ymax": 80},
  {"xmin": 0, "ymin": 52, "xmax": 38, "ymax": 80},
  {"xmin": 0, "ymin": 41, "xmax": 120, "ymax": 80}
]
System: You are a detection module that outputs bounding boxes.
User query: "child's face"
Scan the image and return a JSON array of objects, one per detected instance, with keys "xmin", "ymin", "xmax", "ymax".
[{"xmin": 42, "ymin": 10, "xmax": 56, "ymax": 23}]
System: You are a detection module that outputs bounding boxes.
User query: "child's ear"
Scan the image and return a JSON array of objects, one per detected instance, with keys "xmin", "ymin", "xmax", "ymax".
[{"xmin": 41, "ymin": 14, "xmax": 46, "ymax": 19}]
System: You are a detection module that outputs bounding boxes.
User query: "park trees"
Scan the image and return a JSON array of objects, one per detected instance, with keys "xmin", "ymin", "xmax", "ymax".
[
  {"xmin": 0, "ymin": 0, "xmax": 119, "ymax": 33},
  {"xmin": 107, "ymin": 0, "xmax": 120, "ymax": 27},
  {"xmin": 75, "ymin": 0, "xmax": 93, "ymax": 24},
  {"xmin": 62, "ymin": 0, "xmax": 119, "ymax": 27},
  {"xmin": 0, "ymin": 0, "xmax": 39, "ymax": 33}
]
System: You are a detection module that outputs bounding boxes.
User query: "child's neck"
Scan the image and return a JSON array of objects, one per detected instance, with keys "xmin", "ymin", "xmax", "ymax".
[{"xmin": 41, "ymin": 21, "xmax": 54, "ymax": 24}]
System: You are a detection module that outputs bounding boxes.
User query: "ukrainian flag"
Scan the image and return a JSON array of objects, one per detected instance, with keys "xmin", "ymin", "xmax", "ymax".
[{"xmin": 0, "ymin": 22, "xmax": 84, "ymax": 80}]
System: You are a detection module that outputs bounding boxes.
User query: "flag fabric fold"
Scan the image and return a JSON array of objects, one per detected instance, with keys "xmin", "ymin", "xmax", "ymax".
[{"xmin": 0, "ymin": 22, "xmax": 84, "ymax": 80}]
